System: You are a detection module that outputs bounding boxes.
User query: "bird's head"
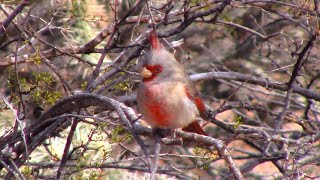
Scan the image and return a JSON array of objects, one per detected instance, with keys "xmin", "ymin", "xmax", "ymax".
[{"xmin": 140, "ymin": 30, "xmax": 184, "ymax": 83}]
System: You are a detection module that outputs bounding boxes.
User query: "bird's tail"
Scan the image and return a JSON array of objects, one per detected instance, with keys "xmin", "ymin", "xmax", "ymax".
[{"xmin": 182, "ymin": 121, "xmax": 207, "ymax": 136}]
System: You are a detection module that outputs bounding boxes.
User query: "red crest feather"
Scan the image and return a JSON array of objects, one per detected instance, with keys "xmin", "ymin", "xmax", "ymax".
[{"xmin": 149, "ymin": 30, "xmax": 162, "ymax": 50}]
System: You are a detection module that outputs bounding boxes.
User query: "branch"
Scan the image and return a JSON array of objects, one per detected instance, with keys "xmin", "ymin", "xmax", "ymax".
[
  {"xmin": 175, "ymin": 130, "xmax": 244, "ymax": 180},
  {"xmin": 0, "ymin": 0, "xmax": 30, "ymax": 38},
  {"xmin": 190, "ymin": 71, "xmax": 320, "ymax": 101},
  {"xmin": 272, "ymin": 32, "xmax": 318, "ymax": 134},
  {"xmin": 0, "ymin": 93, "xmax": 245, "ymax": 179}
]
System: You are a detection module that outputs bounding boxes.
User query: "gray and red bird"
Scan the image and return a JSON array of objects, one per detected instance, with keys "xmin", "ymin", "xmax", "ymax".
[{"xmin": 137, "ymin": 30, "xmax": 207, "ymax": 136}]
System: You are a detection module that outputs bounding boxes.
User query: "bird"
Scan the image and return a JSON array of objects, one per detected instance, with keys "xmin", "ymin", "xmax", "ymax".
[{"xmin": 137, "ymin": 30, "xmax": 207, "ymax": 136}]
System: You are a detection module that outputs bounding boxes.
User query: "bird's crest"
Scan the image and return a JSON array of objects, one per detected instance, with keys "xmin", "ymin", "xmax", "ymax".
[{"xmin": 149, "ymin": 30, "xmax": 162, "ymax": 50}]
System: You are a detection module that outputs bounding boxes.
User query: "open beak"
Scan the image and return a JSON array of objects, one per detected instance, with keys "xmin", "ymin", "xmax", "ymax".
[{"xmin": 140, "ymin": 67, "xmax": 152, "ymax": 78}]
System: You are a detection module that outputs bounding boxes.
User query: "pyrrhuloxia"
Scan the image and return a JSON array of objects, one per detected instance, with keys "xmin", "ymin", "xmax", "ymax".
[{"xmin": 137, "ymin": 30, "xmax": 207, "ymax": 135}]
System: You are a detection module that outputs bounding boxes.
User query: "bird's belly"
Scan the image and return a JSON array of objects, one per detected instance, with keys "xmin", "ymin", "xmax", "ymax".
[{"xmin": 138, "ymin": 84, "xmax": 198, "ymax": 129}]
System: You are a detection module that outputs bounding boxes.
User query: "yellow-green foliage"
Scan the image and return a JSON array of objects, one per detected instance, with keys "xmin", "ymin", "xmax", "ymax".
[
  {"xmin": 7, "ymin": 70, "xmax": 61, "ymax": 106},
  {"xmin": 193, "ymin": 147, "xmax": 202, "ymax": 156},
  {"xmin": 7, "ymin": 71, "xmax": 30, "ymax": 93},
  {"xmin": 30, "ymin": 72, "xmax": 61, "ymax": 106},
  {"xmin": 109, "ymin": 125, "xmax": 132, "ymax": 144},
  {"xmin": 81, "ymin": 81, "xmax": 88, "ymax": 90},
  {"xmin": 203, "ymin": 151, "xmax": 219, "ymax": 170},
  {"xmin": 21, "ymin": 166, "xmax": 32, "ymax": 177},
  {"xmin": 192, "ymin": 147, "xmax": 219, "ymax": 172},
  {"xmin": 29, "ymin": 47, "xmax": 42, "ymax": 65},
  {"xmin": 234, "ymin": 116, "xmax": 243, "ymax": 129},
  {"xmin": 32, "ymin": 72, "xmax": 55, "ymax": 85},
  {"xmin": 113, "ymin": 80, "xmax": 130, "ymax": 93}
]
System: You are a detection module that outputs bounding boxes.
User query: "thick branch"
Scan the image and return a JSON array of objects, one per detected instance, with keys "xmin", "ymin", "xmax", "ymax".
[{"xmin": 190, "ymin": 72, "xmax": 320, "ymax": 101}]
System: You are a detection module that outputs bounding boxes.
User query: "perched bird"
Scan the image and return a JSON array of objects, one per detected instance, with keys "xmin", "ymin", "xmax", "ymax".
[{"xmin": 137, "ymin": 30, "xmax": 207, "ymax": 135}]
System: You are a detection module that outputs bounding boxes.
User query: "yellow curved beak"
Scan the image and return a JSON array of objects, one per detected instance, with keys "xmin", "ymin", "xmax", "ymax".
[{"xmin": 140, "ymin": 67, "xmax": 152, "ymax": 78}]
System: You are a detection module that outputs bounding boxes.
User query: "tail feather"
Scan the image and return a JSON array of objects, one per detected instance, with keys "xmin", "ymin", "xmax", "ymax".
[{"xmin": 182, "ymin": 121, "xmax": 207, "ymax": 136}]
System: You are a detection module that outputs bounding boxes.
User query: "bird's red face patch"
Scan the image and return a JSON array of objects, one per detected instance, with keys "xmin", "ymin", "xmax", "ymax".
[{"xmin": 142, "ymin": 65, "xmax": 163, "ymax": 82}]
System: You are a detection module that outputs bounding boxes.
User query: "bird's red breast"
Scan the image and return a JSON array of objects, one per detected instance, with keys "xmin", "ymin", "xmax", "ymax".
[{"xmin": 142, "ymin": 87, "xmax": 171, "ymax": 127}]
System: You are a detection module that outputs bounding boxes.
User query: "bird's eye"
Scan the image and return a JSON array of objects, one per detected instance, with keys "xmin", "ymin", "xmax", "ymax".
[{"xmin": 155, "ymin": 66, "xmax": 162, "ymax": 73}]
